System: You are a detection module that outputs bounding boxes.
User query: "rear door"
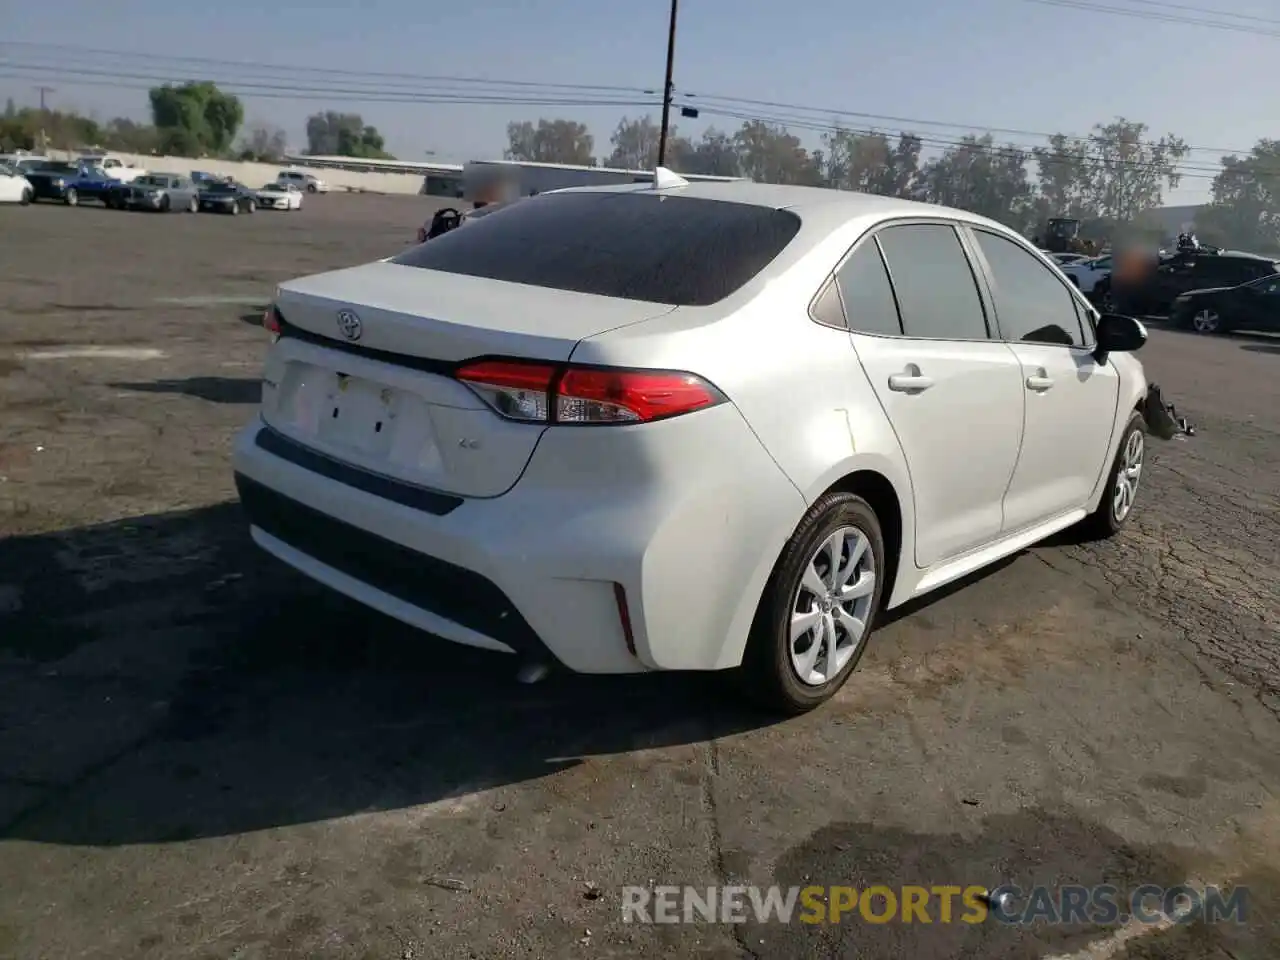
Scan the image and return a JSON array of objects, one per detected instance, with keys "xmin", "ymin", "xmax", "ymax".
[
  {"xmin": 967, "ymin": 227, "xmax": 1119, "ymax": 531},
  {"xmin": 847, "ymin": 222, "xmax": 1025, "ymax": 568}
]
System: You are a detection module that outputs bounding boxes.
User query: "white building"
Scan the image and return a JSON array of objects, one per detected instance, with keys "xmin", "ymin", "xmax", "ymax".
[{"xmin": 462, "ymin": 159, "xmax": 740, "ymax": 201}]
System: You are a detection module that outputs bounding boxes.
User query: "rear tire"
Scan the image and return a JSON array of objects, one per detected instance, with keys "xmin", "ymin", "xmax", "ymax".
[
  {"xmin": 160, "ymin": 195, "xmax": 171, "ymax": 213},
  {"xmin": 20, "ymin": 188, "xmax": 31, "ymax": 206},
  {"xmin": 1077, "ymin": 411, "xmax": 1147, "ymax": 540},
  {"xmin": 736, "ymin": 492, "xmax": 887, "ymax": 715}
]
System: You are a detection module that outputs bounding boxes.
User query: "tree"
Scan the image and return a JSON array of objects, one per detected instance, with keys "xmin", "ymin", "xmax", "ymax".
[
  {"xmin": 680, "ymin": 128, "xmax": 741, "ymax": 177},
  {"xmin": 1080, "ymin": 118, "xmax": 1188, "ymax": 222},
  {"xmin": 238, "ymin": 121, "xmax": 289, "ymax": 162},
  {"xmin": 505, "ymin": 118, "xmax": 595, "ymax": 165},
  {"xmin": 1197, "ymin": 140, "xmax": 1280, "ymax": 253},
  {"xmin": 149, "ymin": 82, "xmax": 243, "ymax": 156},
  {"xmin": 304, "ymin": 111, "xmax": 393, "ymax": 159},
  {"xmin": 1033, "ymin": 134, "xmax": 1097, "ymax": 219},
  {"xmin": 917, "ymin": 135, "xmax": 1038, "ymax": 231},
  {"xmin": 732, "ymin": 121, "xmax": 820, "ymax": 184},
  {"xmin": 821, "ymin": 129, "xmax": 921, "ymax": 197}
]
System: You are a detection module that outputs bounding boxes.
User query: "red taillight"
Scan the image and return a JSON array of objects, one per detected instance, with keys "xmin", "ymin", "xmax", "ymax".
[
  {"xmin": 262, "ymin": 305, "xmax": 282, "ymax": 335},
  {"xmin": 454, "ymin": 358, "xmax": 724, "ymax": 425}
]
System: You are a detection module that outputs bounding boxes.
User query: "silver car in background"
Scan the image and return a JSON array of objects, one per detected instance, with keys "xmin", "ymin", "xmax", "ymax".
[{"xmin": 116, "ymin": 173, "xmax": 200, "ymax": 213}]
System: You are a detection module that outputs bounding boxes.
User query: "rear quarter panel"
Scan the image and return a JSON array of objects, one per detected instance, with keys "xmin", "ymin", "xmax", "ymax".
[{"xmin": 572, "ymin": 213, "xmax": 918, "ymax": 615}]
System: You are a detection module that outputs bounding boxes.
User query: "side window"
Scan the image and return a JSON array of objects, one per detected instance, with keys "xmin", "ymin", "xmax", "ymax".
[
  {"xmin": 973, "ymin": 230, "xmax": 1085, "ymax": 347},
  {"xmin": 810, "ymin": 279, "xmax": 846, "ymax": 329},
  {"xmin": 875, "ymin": 224, "xmax": 988, "ymax": 340},
  {"xmin": 833, "ymin": 239, "xmax": 902, "ymax": 336}
]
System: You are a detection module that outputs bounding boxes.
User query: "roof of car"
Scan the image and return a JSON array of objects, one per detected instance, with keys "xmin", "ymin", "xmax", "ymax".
[{"xmin": 553, "ymin": 178, "xmax": 1015, "ymax": 236}]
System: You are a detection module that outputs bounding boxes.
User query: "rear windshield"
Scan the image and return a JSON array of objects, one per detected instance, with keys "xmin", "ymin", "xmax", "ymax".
[{"xmin": 390, "ymin": 191, "xmax": 802, "ymax": 306}]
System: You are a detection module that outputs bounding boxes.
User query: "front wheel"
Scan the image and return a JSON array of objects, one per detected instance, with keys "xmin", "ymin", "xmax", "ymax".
[
  {"xmin": 1077, "ymin": 411, "xmax": 1147, "ymax": 540},
  {"xmin": 1191, "ymin": 308, "xmax": 1224, "ymax": 334},
  {"xmin": 187, "ymin": 196, "xmax": 198, "ymax": 213},
  {"xmin": 64, "ymin": 188, "xmax": 78, "ymax": 206},
  {"xmin": 20, "ymin": 188, "xmax": 31, "ymax": 206},
  {"xmin": 737, "ymin": 491, "xmax": 886, "ymax": 714},
  {"xmin": 246, "ymin": 200, "xmax": 255, "ymax": 214}
]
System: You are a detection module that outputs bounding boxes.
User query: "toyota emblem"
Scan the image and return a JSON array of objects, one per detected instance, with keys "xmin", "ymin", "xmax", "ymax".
[{"xmin": 336, "ymin": 309, "xmax": 363, "ymax": 341}]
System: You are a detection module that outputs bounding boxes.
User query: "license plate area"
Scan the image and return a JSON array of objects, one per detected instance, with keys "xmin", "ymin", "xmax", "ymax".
[
  {"xmin": 270, "ymin": 363, "xmax": 445, "ymax": 478},
  {"xmin": 319, "ymin": 373, "xmax": 398, "ymax": 457}
]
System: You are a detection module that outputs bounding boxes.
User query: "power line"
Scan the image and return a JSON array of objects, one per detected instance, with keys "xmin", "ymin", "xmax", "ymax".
[
  {"xmin": 3, "ymin": 41, "xmax": 1263, "ymax": 159},
  {"xmin": 1111, "ymin": 0, "xmax": 1280, "ymax": 27},
  {"xmin": 0, "ymin": 41, "xmax": 655, "ymax": 94},
  {"xmin": 1014, "ymin": 0, "xmax": 1280, "ymax": 36},
  {"xmin": 681, "ymin": 91, "xmax": 1255, "ymax": 159},
  {"xmin": 692, "ymin": 105, "xmax": 1235, "ymax": 182},
  {"xmin": 0, "ymin": 64, "xmax": 659, "ymax": 109}
]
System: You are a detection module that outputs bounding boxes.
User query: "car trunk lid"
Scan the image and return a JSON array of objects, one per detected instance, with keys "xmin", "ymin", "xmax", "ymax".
[{"xmin": 262, "ymin": 260, "xmax": 676, "ymax": 498}]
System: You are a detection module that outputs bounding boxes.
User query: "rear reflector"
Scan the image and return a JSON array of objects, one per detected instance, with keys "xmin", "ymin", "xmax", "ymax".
[
  {"xmin": 454, "ymin": 358, "xmax": 725, "ymax": 425},
  {"xmin": 263, "ymin": 305, "xmax": 282, "ymax": 335}
]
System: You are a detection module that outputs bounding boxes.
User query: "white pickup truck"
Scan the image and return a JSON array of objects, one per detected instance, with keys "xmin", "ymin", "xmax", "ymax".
[{"xmin": 79, "ymin": 154, "xmax": 146, "ymax": 183}]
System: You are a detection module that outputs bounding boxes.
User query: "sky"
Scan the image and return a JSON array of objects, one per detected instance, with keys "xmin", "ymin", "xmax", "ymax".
[{"xmin": 2, "ymin": 0, "xmax": 1277, "ymax": 205}]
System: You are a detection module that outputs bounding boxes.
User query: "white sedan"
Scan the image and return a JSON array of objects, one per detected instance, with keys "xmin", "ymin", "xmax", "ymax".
[
  {"xmin": 233, "ymin": 174, "xmax": 1154, "ymax": 713},
  {"xmin": 0, "ymin": 162, "xmax": 33, "ymax": 204},
  {"xmin": 255, "ymin": 182, "xmax": 304, "ymax": 211}
]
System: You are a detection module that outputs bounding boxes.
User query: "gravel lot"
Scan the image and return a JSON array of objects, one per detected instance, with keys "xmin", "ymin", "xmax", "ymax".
[{"xmin": 1, "ymin": 195, "xmax": 1278, "ymax": 960}]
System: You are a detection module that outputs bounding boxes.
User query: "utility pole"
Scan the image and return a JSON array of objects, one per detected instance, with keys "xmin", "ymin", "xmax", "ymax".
[
  {"xmin": 656, "ymin": 0, "xmax": 678, "ymax": 167},
  {"xmin": 34, "ymin": 86, "xmax": 54, "ymax": 154}
]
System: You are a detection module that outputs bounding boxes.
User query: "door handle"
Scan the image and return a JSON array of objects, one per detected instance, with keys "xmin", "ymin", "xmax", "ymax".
[
  {"xmin": 1026, "ymin": 373, "xmax": 1055, "ymax": 391},
  {"xmin": 888, "ymin": 373, "xmax": 934, "ymax": 393}
]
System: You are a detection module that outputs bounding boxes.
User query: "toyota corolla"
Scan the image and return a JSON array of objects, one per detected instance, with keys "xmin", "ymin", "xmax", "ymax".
[{"xmin": 232, "ymin": 175, "xmax": 1152, "ymax": 713}]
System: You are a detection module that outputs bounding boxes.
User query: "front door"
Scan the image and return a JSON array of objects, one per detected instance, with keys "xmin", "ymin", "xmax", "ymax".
[{"xmin": 967, "ymin": 228, "xmax": 1120, "ymax": 531}]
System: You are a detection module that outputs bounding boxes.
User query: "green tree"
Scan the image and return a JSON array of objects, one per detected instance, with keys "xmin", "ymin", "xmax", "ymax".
[
  {"xmin": 1197, "ymin": 140, "xmax": 1280, "ymax": 253},
  {"xmin": 821, "ymin": 129, "xmax": 921, "ymax": 197},
  {"xmin": 304, "ymin": 111, "xmax": 393, "ymax": 158},
  {"xmin": 505, "ymin": 118, "xmax": 595, "ymax": 165},
  {"xmin": 1080, "ymin": 118, "xmax": 1188, "ymax": 222},
  {"xmin": 149, "ymin": 82, "xmax": 243, "ymax": 156},
  {"xmin": 917, "ymin": 135, "xmax": 1038, "ymax": 231},
  {"xmin": 732, "ymin": 120, "xmax": 819, "ymax": 184},
  {"xmin": 680, "ymin": 128, "xmax": 741, "ymax": 177}
]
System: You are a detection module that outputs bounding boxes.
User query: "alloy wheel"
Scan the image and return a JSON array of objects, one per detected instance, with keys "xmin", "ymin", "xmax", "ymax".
[
  {"xmin": 789, "ymin": 526, "xmax": 877, "ymax": 686},
  {"xmin": 1112, "ymin": 430, "xmax": 1144, "ymax": 522},
  {"xmin": 1192, "ymin": 309, "xmax": 1220, "ymax": 334}
]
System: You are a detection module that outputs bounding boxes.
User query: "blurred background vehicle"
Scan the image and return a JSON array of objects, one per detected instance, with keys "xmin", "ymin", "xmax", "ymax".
[
  {"xmin": 198, "ymin": 180, "xmax": 258, "ymax": 215},
  {"xmin": 255, "ymin": 182, "xmax": 304, "ymax": 210}
]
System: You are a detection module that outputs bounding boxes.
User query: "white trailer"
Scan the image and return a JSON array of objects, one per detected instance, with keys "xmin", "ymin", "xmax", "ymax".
[{"xmin": 462, "ymin": 159, "xmax": 738, "ymax": 202}]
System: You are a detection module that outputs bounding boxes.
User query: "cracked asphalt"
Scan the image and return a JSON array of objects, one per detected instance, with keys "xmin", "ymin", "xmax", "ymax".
[{"xmin": 1, "ymin": 197, "xmax": 1279, "ymax": 960}]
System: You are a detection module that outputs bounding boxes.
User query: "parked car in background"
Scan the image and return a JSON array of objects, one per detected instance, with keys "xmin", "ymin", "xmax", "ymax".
[
  {"xmin": 0, "ymin": 162, "xmax": 34, "ymax": 204},
  {"xmin": 78, "ymin": 152, "xmax": 145, "ymax": 182},
  {"xmin": 23, "ymin": 161, "xmax": 84, "ymax": 202},
  {"xmin": 115, "ymin": 173, "xmax": 200, "ymax": 213},
  {"xmin": 198, "ymin": 180, "xmax": 258, "ymax": 215},
  {"xmin": 255, "ymin": 182, "xmax": 303, "ymax": 210},
  {"xmin": 1061, "ymin": 255, "xmax": 1113, "ymax": 301},
  {"xmin": 1050, "ymin": 252, "xmax": 1090, "ymax": 266},
  {"xmin": 1115, "ymin": 249, "xmax": 1280, "ymax": 316},
  {"xmin": 276, "ymin": 170, "xmax": 328, "ymax": 194},
  {"xmin": 1170, "ymin": 272, "xmax": 1280, "ymax": 334},
  {"xmin": 233, "ymin": 178, "xmax": 1154, "ymax": 714}
]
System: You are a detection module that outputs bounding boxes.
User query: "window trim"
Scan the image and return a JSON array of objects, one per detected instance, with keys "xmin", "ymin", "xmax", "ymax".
[
  {"xmin": 964, "ymin": 225, "xmax": 1097, "ymax": 351},
  {"xmin": 806, "ymin": 216, "xmax": 994, "ymax": 343}
]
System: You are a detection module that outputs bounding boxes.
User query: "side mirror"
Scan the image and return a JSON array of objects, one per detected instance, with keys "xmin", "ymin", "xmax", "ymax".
[{"xmin": 1094, "ymin": 313, "xmax": 1147, "ymax": 364}]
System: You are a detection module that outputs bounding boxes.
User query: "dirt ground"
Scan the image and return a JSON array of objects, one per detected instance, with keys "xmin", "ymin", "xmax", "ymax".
[{"xmin": 1, "ymin": 195, "xmax": 1278, "ymax": 960}]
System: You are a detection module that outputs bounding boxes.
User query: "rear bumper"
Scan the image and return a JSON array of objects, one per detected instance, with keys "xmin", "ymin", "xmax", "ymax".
[{"xmin": 232, "ymin": 402, "xmax": 803, "ymax": 675}]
